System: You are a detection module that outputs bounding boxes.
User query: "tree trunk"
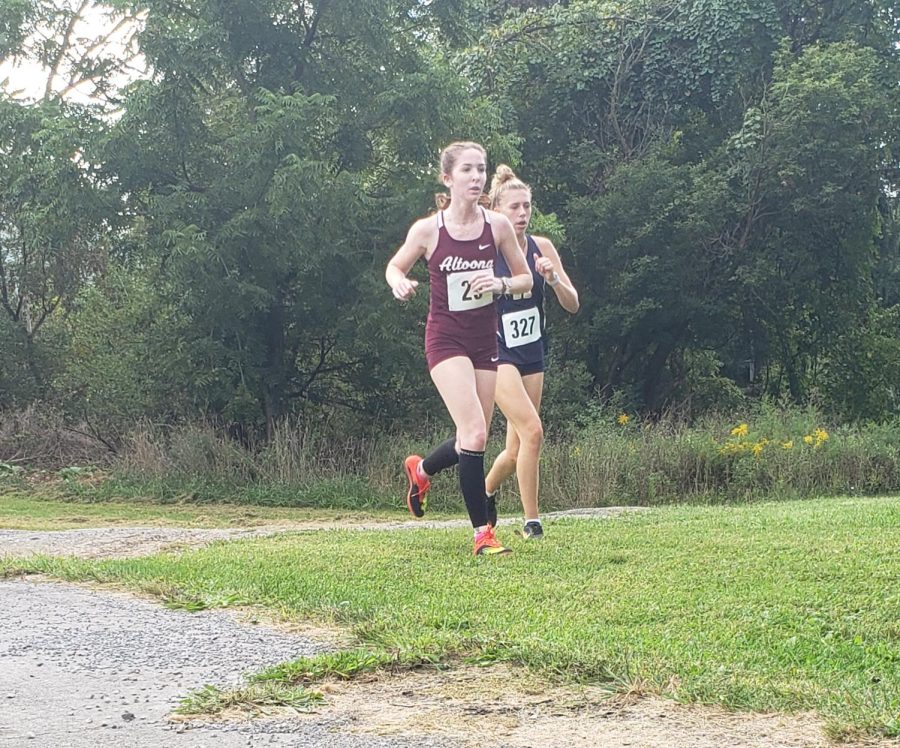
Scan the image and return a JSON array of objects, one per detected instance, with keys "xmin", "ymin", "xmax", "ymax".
[{"xmin": 261, "ymin": 298, "xmax": 287, "ymax": 440}]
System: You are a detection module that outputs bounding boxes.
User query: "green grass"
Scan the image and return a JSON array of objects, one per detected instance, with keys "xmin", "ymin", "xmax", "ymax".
[
  {"xmin": 3, "ymin": 496, "xmax": 898, "ymax": 738},
  {"xmin": 0, "ymin": 491, "xmax": 420, "ymax": 530},
  {"xmin": 176, "ymin": 682, "xmax": 324, "ymax": 716}
]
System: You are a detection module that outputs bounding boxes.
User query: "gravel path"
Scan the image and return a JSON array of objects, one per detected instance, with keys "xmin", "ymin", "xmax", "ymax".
[
  {"xmin": 0, "ymin": 579, "xmax": 454, "ymax": 748},
  {"xmin": 0, "ymin": 507, "xmax": 643, "ymax": 559}
]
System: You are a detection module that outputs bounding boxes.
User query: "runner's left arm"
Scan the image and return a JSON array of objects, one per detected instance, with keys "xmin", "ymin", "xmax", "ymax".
[{"xmin": 532, "ymin": 236, "xmax": 579, "ymax": 314}]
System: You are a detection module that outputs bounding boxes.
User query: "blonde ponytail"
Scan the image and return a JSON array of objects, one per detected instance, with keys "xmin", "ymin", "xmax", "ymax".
[{"xmin": 489, "ymin": 164, "xmax": 530, "ymax": 208}]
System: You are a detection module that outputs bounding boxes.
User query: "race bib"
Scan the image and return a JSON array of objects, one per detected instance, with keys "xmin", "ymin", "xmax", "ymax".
[
  {"xmin": 501, "ymin": 307, "xmax": 541, "ymax": 347},
  {"xmin": 447, "ymin": 270, "xmax": 493, "ymax": 312}
]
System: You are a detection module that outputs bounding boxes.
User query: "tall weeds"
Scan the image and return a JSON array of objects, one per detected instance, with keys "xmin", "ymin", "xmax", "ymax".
[{"xmin": 4, "ymin": 405, "xmax": 900, "ymax": 510}]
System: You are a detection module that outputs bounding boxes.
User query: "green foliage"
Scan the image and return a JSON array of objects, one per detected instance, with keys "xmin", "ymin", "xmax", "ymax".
[
  {"xmin": 468, "ymin": 3, "xmax": 899, "ymax": 418},
  {"xmin": 54, "ymin": 269, "xmax": 193, "ymax": 427},
  {"xmin": 96, "ymin": 0, "xmax": 517, "ymax": 430},
  {"xmin": 0, "ymin": 313, "xmax": 39, "ymax": 405},
  {"xmin": 0, "ymin": 0, "xmax": 35, "ymax": 59},
  {"xmin": 1, "ymin": 0, "xmax": 899, "ymax": 433},
  {"xmin": 818, "ymin": 306, "xmax": 900, "ymax": 421},
  {"xmin": 724, "ymin": 42, "xmax": 895, "ymax": 406},
  {"xmin": 0, "ymin": 461, "xmax": 23, "ymax": 476},
  {"xmin": 0, "ymin": 95, "xmax": 114, "ymax": 400}
]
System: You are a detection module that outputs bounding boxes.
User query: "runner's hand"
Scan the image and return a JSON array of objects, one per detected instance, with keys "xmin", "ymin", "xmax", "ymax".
[
  {"xmin": 392, "ymin": 278, "xmax": 419, "ymax": 301},
  {"xmin": 534, "ymin": 253, "xmax": 556, "ymax": 281},
  {"xmin": 470, "ymin": 273, "xmax": 499, "ymax": 297}
]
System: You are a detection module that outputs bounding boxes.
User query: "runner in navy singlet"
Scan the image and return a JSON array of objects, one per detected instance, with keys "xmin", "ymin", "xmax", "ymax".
[
  {"xmin": 385, "ymin": 142, "xmax": 533, "ymax": 556},
  {"xmin": 494, "ymin": 234, "xmax": 547, "ymax": 376},
  {"xmin": 485, "ymin": 165, "xmax": 580, "ymax": 539}
]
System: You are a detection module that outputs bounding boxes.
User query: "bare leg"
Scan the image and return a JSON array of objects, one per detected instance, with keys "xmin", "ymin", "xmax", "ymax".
[
  {"xmin": 430, "ymin": 357, "xmax": 494, "ymax": 451},
  {"xmin": 517, "ymin": 372, "xmax": 544, "ymax": 520},
  {"xmin": 485, "ymin": 365, "xmax": 523, "ymax": 494},
  {"xmin": 487, "ymin": 367, "xmax": 545, "ymax": 520},
  {"xmin": 429, "ymin": 357, "xmax": 497, "ymax": 531}
]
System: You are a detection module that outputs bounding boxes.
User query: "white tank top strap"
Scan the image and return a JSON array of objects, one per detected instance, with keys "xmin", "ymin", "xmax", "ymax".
[
  {"xmin": 437, "ymin": 210, "xmax": 445, "ymax": 229},
  {"xmin": 481, "ymin": 206, "xmax": 491, "ymax": 224}
]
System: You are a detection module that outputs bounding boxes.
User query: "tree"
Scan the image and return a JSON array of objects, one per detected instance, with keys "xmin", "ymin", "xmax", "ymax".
[
  {"xmin": 466, "ymin": 0, "xmax": 899, "ymax": 417},
  {"xmin": 0, "ymin": 0, "xmax": 139, "ymax": 407},
  {"xmin": 0, "ymin": 96, "xmax": 115, "ymax": 399},
  {"xmin": 724, "ymin": 42, "xmax": 895, "ymax": 405},
  {"xmin": 1, "ymin": 0, "xmax": 144, "ymax": 106},
  {"xmin": 102, "ymin": 0, "xmax": 514, "ymax": 434}
]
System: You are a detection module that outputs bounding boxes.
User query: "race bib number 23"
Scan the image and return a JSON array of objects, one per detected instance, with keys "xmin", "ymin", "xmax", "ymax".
[{"xmin": 447, "ymin": 270, "xmax": 493, "ymax": 312}]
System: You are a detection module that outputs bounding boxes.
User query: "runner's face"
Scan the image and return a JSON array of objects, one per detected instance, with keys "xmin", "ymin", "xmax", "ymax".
[
  {"xmin": 443, "ymin": 148, "xmax": 487, "ymax": 202},
  {"xmin": 497, "ymin": 188, "xmax": 532, "ymax": 238}
]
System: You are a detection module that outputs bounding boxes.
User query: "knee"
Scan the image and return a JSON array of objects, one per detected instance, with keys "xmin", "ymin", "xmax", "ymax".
[
  {"xmin": 520, "ymin": 419, "xmax": 544, "ymax": 450},
  {"xmin": 458, "ymin": 425, "xmax": 487, "ymax": 452}
]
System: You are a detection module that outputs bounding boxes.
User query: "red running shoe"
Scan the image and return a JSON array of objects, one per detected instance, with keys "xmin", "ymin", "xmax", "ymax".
[
  {"xmin": 473, "ymin": 524, "xmax": 512, "ymax": 556},
  {"xmin": 403, "ymin": 455, "xmax": 430, "ymax": 518}
]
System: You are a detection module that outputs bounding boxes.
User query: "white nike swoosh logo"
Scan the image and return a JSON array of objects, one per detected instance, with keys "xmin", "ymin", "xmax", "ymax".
[
  {"xmin": 490, "ymin": 356, "xmax": 499, "ymax": 362},
  {"xmin": 478, "ymin": 243, "xmax": 492, "ymax": 251}
]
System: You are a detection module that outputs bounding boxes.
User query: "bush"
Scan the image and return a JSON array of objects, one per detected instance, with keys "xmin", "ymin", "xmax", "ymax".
[
  {"xmin": 5, "ymin": 403, "xmax": 900, "ymax": 511},
  {"xmin": 0, "ymin": 405, "xmax": 116, "ymax": 470}
]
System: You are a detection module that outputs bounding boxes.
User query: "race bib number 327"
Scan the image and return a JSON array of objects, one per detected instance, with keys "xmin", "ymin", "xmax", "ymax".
[
  {"xmin": 447, "ymin": 270, "xmax": 493, "ymax": 312},
  {"xmin": 501, "ymin": 307, "xmax": 541, "ymax": 347}
]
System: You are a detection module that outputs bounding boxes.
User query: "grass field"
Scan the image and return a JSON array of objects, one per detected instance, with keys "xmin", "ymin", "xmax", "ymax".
[{"xmin": 2, "ymin": 495, "xmax": 898, "ymax": 739}]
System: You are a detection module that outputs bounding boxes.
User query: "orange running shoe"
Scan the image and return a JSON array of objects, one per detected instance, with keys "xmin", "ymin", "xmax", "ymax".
[
  {"xmin": 473, "ymin": 524, "xmax": 512, "ymax": 556},
  {"xmin": 403, "ymin": 454, "xmax": 430, "ymax": 518}
]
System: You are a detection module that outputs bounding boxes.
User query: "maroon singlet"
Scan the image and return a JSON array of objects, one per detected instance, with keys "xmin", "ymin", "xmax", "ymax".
[{"xmin": 425, "ymin": 208, "xmax": 499, "ymax": 371}]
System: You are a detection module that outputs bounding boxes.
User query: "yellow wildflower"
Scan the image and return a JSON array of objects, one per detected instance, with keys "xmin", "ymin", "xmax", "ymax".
[
  {"xmin": 731, "ymin": 423, "xmax": 749, "ymax": 438},
  {"xmin": 751, "ymin": 442, "xmax": 765, "ymax": 457},
  {"xmin": 813, "ymin": 428, "xmax": 829, "ymax": 446},
  {"xmin": 803, "ymin": 435, "xmax": 814, "ymax": 445},
  {"xmin": 782, "ymin": 440, "xmax": 794, "ymax": 450},
  {"xmin": 617, "ymin": 413, "xmax": 631, "ymax": 426}
]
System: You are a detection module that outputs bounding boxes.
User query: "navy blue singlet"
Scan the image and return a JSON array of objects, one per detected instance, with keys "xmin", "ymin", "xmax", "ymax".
[{"xmin": 495, "ymin": 235, "xmax": 546, "ymax": 369}]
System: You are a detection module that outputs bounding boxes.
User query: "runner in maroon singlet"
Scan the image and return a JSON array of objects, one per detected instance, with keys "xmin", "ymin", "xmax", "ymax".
[
  {"xmin": 425, "ymin": 207, "xmax": 499, "ymax": 371},
  {"xmin": 385, "ymin": 142, "xmax": 532, "ymax": 556}
]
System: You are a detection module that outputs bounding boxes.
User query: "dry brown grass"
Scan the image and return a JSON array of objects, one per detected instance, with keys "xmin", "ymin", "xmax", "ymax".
[
  {"xmin": 183, "ymin": 664, "xmax": 897, "ymax": 748},
  {"xmin": 0, "ymin": 405, "xmax": 116, "ymax": 469}
]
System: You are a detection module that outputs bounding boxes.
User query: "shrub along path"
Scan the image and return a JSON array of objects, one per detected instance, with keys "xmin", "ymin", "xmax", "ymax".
[{"xmin": 1, "ymin": 502, "xmax": 896, "ymax": 748}]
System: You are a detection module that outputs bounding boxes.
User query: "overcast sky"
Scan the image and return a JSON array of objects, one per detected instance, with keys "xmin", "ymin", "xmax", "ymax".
[{"xmin": 0, "ymin": 3, "xmax": 145, "ymax": 104}]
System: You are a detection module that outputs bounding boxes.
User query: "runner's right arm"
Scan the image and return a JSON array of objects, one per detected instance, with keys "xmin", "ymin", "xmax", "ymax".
[{"xmin": 386, "ymin": 218, "xmax": 433, "ymax": 301}]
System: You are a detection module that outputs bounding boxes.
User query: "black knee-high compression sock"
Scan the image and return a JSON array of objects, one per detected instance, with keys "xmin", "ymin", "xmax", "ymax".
[
  {"xmin": 457, "ymin": 448, "xmax": 488, "ymax": 528},
  {"xmin": 422, "ymin": 437, "xmax": 459, "ymax": 476}
]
